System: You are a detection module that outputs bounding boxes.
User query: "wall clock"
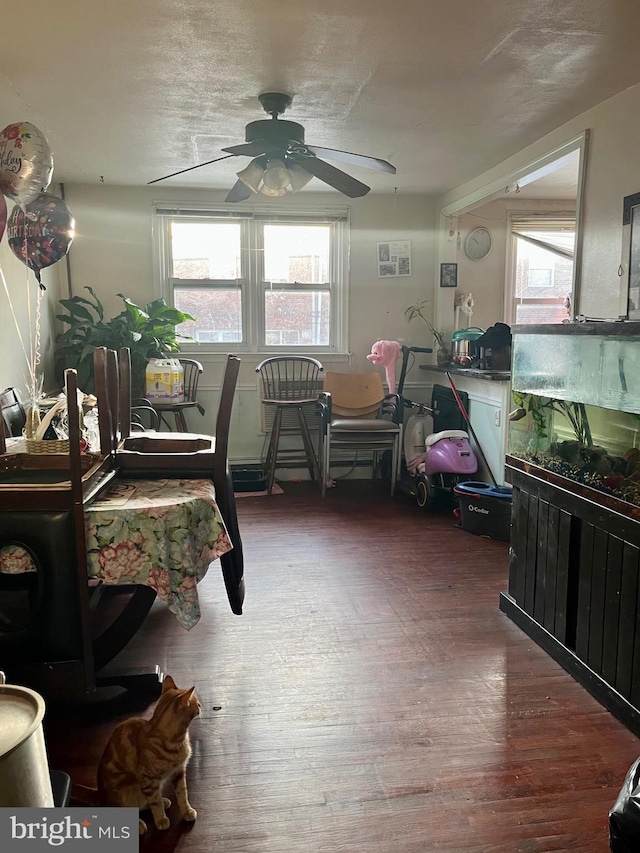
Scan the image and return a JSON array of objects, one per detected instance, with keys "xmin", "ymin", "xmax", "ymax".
[{"xmin": 464, "ymin": 226, "xmax": 492, "ymax": 260}]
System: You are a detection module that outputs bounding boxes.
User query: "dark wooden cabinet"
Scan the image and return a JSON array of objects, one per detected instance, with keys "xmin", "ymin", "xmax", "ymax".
[{"xmin": 500, "ymin": 460, "xmax": 640, "ymax": 736}]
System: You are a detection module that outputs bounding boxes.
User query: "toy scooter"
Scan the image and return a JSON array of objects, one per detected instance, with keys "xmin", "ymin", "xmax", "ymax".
[{"xmin": 395, "ymin": 345, "xmax": 478, "ymax": 509}]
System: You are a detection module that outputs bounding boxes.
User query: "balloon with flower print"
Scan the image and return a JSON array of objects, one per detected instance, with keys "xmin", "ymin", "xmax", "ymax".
[
  {"xmin": 0, "ymin": 122, "xmax": 54, "ymax": 206},
  {"xmin": 7, "ymin": 192, "xmax": 75, "ymax": 288}
]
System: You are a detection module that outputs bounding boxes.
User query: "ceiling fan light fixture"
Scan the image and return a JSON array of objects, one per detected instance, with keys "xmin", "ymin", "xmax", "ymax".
[
  {"xmin": 261, "ymin": 159, "xmax": 290, "ymax": 192},
  {"xmin": 287, "ymin": 162, "xmax": 313, "ymax": 192},
  {"xmin": 259, "ymin": 184, "xmax": 288, "ymax": 197},
  {"xmin": 236, "ymin": 159, "xmax": 264, "ymax": 193}
]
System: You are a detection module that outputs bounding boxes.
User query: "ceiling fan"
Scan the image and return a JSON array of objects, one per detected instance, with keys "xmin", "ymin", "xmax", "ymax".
[{"xmin": 148, "ymin": 92, "xmax": 396, "ymax": 202}]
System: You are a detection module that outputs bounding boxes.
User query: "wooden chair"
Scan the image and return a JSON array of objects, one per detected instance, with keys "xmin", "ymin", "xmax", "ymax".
[
  {"xmin": 318, "ymin": 372, "xmax": 403, "ymax": 498},
  {"xmin": 116, "ymin": 351, "xmax": 245, "ymax": 615},
  {"xmin": 255, "ymin": 356, "xmax": 324, "ymax": 494},
  {"xmin": 151, "ymin": 358, "xmax": 205, "ymax": 432}
]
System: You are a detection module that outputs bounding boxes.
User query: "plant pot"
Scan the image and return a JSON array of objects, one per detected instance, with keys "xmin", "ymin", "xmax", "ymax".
[{"xmin": 436, "ymin": 345, "xmax": 451, "ymax": 366}]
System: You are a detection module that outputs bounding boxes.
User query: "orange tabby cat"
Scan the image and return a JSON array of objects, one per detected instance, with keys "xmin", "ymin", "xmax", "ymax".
[{"xmin": 96, "ymin": 675, "xmax": 201, "ymax": 834}]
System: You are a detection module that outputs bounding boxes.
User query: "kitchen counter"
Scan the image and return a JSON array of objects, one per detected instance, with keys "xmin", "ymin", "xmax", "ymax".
[{"xmin": 419, "ymin": 364, "xmax": 510, "ymax": 381}]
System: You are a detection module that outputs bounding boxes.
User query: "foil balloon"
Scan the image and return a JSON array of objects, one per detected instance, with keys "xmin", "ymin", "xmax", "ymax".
[
  {"xmin": 0, "ymin": 123, "xmax": 54, "ymax": 206},
  {"xmin": 7, "ymin": 192, "xmax": 74, "ymax": 289},
  {"xmin": 0, "ymin": 193, "xmax": 6, "ymax": 243}
]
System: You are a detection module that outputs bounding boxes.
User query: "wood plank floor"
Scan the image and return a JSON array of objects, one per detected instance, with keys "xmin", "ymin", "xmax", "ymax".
[{"xmin": 45, "ymin": 482, "xmax": 640, "ymax": 852}]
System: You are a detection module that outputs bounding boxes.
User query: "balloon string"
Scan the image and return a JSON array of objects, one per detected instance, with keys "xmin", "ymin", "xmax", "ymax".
[
  {"xmin": 22, "ymin": 213, "xmax": 40, "ymax": 405},
  {"xmin": 0, "ymin": 262, "xmax": 32, "ymax": 382},
  {"xmin": 33, "ymin": 286, "xmax": 42, "ymax": 386}
]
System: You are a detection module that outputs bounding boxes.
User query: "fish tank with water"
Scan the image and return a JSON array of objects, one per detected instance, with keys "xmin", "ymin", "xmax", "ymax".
[{"xmin": 507, "ymin": 322, "xmax": 640, "ymax": 511}]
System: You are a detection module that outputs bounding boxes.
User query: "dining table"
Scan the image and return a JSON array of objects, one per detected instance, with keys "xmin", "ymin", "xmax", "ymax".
[{"xmin": 0, "ymin": 477, "xmax": 233, "ymax": 630}]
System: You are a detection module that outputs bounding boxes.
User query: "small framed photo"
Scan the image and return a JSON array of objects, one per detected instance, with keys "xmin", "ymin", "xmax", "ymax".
[{"xmin": 440, "ymin": 262, "xmax": 458, "ymax": 288}]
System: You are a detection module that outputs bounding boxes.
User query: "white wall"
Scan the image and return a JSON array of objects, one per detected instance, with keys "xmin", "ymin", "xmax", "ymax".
[
  {"xmin": 437, "ymin": 81, "xmax": 640, "ymax": 320},
  {"xmin": 53, "ymin": 185, "xmax": 436, "ymax": 462}
]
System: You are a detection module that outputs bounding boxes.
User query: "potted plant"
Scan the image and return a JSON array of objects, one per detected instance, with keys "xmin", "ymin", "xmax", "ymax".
[
  {"xmin": 404, "ymin": 300, "xmax": 451, "ymax": 366},
  {"xmin": 55, "ymin": 286, "xmax": 195, "ymax": 397}
]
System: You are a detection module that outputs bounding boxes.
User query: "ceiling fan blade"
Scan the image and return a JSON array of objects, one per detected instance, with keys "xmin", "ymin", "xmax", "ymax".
[
  {"xmin": 222, "ymin": 141, "xmax": 269, "ymax": 157},
  {"xmin": 147, "ymin": 154, "xmax": 236, "ymax": 185},
  {"xmin": 305, "ymin": 145, "xmax": 396, "ymax": 174},
  {"xmin": 225, "ymin": 180, "xmax": 254, "ymax": 203},
  {"xmin": 295, "ymin": 155, "xmax": 370, "ymax": 198}
]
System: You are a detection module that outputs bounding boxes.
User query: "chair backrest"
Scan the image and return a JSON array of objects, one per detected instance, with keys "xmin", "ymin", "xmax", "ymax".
[
  {"xmin": 256, "ymin": 357, "xmax": 324, "ymax": 402},
  {"xmin": 0, "ymin": 387, "xmax": 26, "ymax": 438},
  {"xmin": 93, "ymin": 347, "xmax": 120, "ymax": 454},
  {"xmin": 180, "ymin": 358, "xmax": 203, "ymax": 403},
  {"xmin": 213, "ymin": 355, "xmax": 241, "ymax": 483},
  {"xmin": 323, "ymin": 372, "xmax": 385, "ymax": 418}
]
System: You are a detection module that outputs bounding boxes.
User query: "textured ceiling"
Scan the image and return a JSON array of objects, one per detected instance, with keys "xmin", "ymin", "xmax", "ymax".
[{"xmin": 1, "ymin": 0, "xmax": 639, "ymax": 196}]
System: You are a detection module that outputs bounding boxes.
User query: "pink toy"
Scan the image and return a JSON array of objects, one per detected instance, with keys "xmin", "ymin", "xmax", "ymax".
[{"xmin": 367, "ymin": 340, "xmax": 403, "ymax": 394}]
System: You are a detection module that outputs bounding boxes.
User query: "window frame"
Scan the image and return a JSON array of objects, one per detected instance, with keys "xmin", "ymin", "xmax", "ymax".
[
  {"xmin": 505, "ymin": 213, "xmax": 576, "ymax": 326},
  {"xmin": 153, "ymin": 203, "xmax": 349, "ymax": 355}
]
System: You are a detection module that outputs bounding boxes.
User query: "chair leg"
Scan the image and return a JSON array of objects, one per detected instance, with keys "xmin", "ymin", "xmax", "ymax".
[
  {"xmin": 297, "ymin": 407, "xmax": 322, "ymax": 484},
  {"xmin": 266, "ymin": 406, "xmax": 283, "ymax": 495},
  {"xmin": 321, "ymin": 427, "xmax": 330, "ymax": 498},
  {"xmin": 175, "ymin": 411, "xmax": 189, "ymax": 432}
]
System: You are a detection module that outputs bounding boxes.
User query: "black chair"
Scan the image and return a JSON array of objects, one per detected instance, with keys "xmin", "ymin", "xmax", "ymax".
[
  {"xmin": 0, "ymin": 387, "xmax": 26, "ymax": 438},
  {"xmin": 255, "ymin": 356, "xmax": 324, "ymax": 494}
]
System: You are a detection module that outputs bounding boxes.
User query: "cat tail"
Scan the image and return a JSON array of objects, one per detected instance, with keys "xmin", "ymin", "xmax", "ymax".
[{"xmin": 71, "ymin": 783, "xmax": 100, "ymax": 806}]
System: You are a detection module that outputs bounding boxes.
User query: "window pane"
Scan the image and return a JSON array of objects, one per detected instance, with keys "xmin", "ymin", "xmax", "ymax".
[
  {"xmin": 171, "ymin": 222, "xmax": 241, "ymax": 279},
  {"xmin": 514, "ymin": 231, "xmax": 574, "ymax": 325},
  {"xmin": 174, "ymin": 288, "xmax": 242, "ymax": 343},
  {"xmin": 515, "ymin": 302, "xmax": 570, "ymax": 325},
  {"xmin": 264, "ymin": 290, "xmax": 329, "ymax": 346},
  {"xmin": 263, "ymin": 225, "xmax": 330, "ymax": 283}
]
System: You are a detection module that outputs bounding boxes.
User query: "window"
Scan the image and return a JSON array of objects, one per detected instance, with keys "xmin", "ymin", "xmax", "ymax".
[
  {"xmin": 154, "ymin": 206, "xmax": 349, "ymax": 352},
  {"xmin": 508, "ymin": 215, "xmax": 575, "ymax": 325}
]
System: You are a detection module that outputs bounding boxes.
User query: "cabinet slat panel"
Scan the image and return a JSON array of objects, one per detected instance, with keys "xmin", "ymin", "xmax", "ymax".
[
  {"xmin": 587, "ymin": 529, "xmax": 609, "ymax": 675},
  {"xmin": 524, "ymin": 493, "xmax": 539, "ymax": 615},
  {"xmin": 553, "ymin": 509, "xmax": 572, "ymax": 644},
  {"xmin": 601, "ymin": 535, "xmax": 623, "ymax": 687},
  {"xmin": 576, "ymin": 523, "xmax": 595, "ymax": 661},
  {"xmin": 533, "ymin": 499, "xmax": 549, "ymax": 624},
  {"xmin": 543, "ymin": 504, "xmax": 560, "ymax": 635},
  {"xmin": 509, "ymin": 487, "xmax": 525, "ymax": 603},
  {"xmin": 616, "ymin": 542, "xmax": 639, "ymax": 700}
]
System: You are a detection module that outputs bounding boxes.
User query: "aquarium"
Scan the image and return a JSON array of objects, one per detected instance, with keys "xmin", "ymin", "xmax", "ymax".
[{"xmin": 508, "ymin": 322, "xmax": 640, "ymax": 509}]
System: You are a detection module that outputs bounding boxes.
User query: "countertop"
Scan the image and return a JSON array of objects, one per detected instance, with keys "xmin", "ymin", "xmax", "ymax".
[{"xmin": 418, "ymin": 364, "xmax": 511, "ymax": 381}]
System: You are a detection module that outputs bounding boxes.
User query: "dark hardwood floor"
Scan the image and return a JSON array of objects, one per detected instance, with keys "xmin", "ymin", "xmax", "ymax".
[{"xmin": 45, "ymin": 481, "xmax": 639, "ymax": 852}]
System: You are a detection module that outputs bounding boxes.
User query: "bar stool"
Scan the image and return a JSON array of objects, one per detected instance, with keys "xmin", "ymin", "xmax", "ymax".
[{"xmin": 256, "ymin": 357, "xmax": 323, "ymax": 494}]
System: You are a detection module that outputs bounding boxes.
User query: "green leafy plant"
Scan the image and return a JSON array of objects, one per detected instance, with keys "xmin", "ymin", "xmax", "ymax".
[
  {"xmin": 513, "ymin": 390, "xmax": 593, "ymax": 446},
  {"xmin": 55, "ymin": 287, "xmax": 195, "ymax": 395},
  {"xmin": 404, "ymin": 300, "xmax": 447, "ymax": 349}
]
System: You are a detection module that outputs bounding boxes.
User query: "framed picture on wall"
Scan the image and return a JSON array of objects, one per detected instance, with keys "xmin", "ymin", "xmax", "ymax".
[
  {"xmin": 622, "ymin": 191, "xmax": 640, "ymax": 319},
  {"xmin": 440, "ymin": 262, "xmax": 458, "ymax": 288},
  {"xmin": 377, "ymin": 240, "xmax": 411, "ymax": 276}
]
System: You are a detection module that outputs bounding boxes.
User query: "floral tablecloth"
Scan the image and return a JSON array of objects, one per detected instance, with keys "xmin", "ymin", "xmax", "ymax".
[{"xmin": 0, "ymin": 478, "xmax": 232, "ymax": 630}]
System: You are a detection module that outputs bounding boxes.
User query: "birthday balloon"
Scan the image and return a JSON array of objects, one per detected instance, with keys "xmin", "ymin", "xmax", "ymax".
[
  {"xmin": 0, "ymin": 193, "xmax": 6, "ymax": 243},
  {"xmin": 0, "ymin": 123, "xmax": 54, "ymax": 206},
  {"xmin": 7, "ymin": 192, "xmax": 74, "ymax": 288}
]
